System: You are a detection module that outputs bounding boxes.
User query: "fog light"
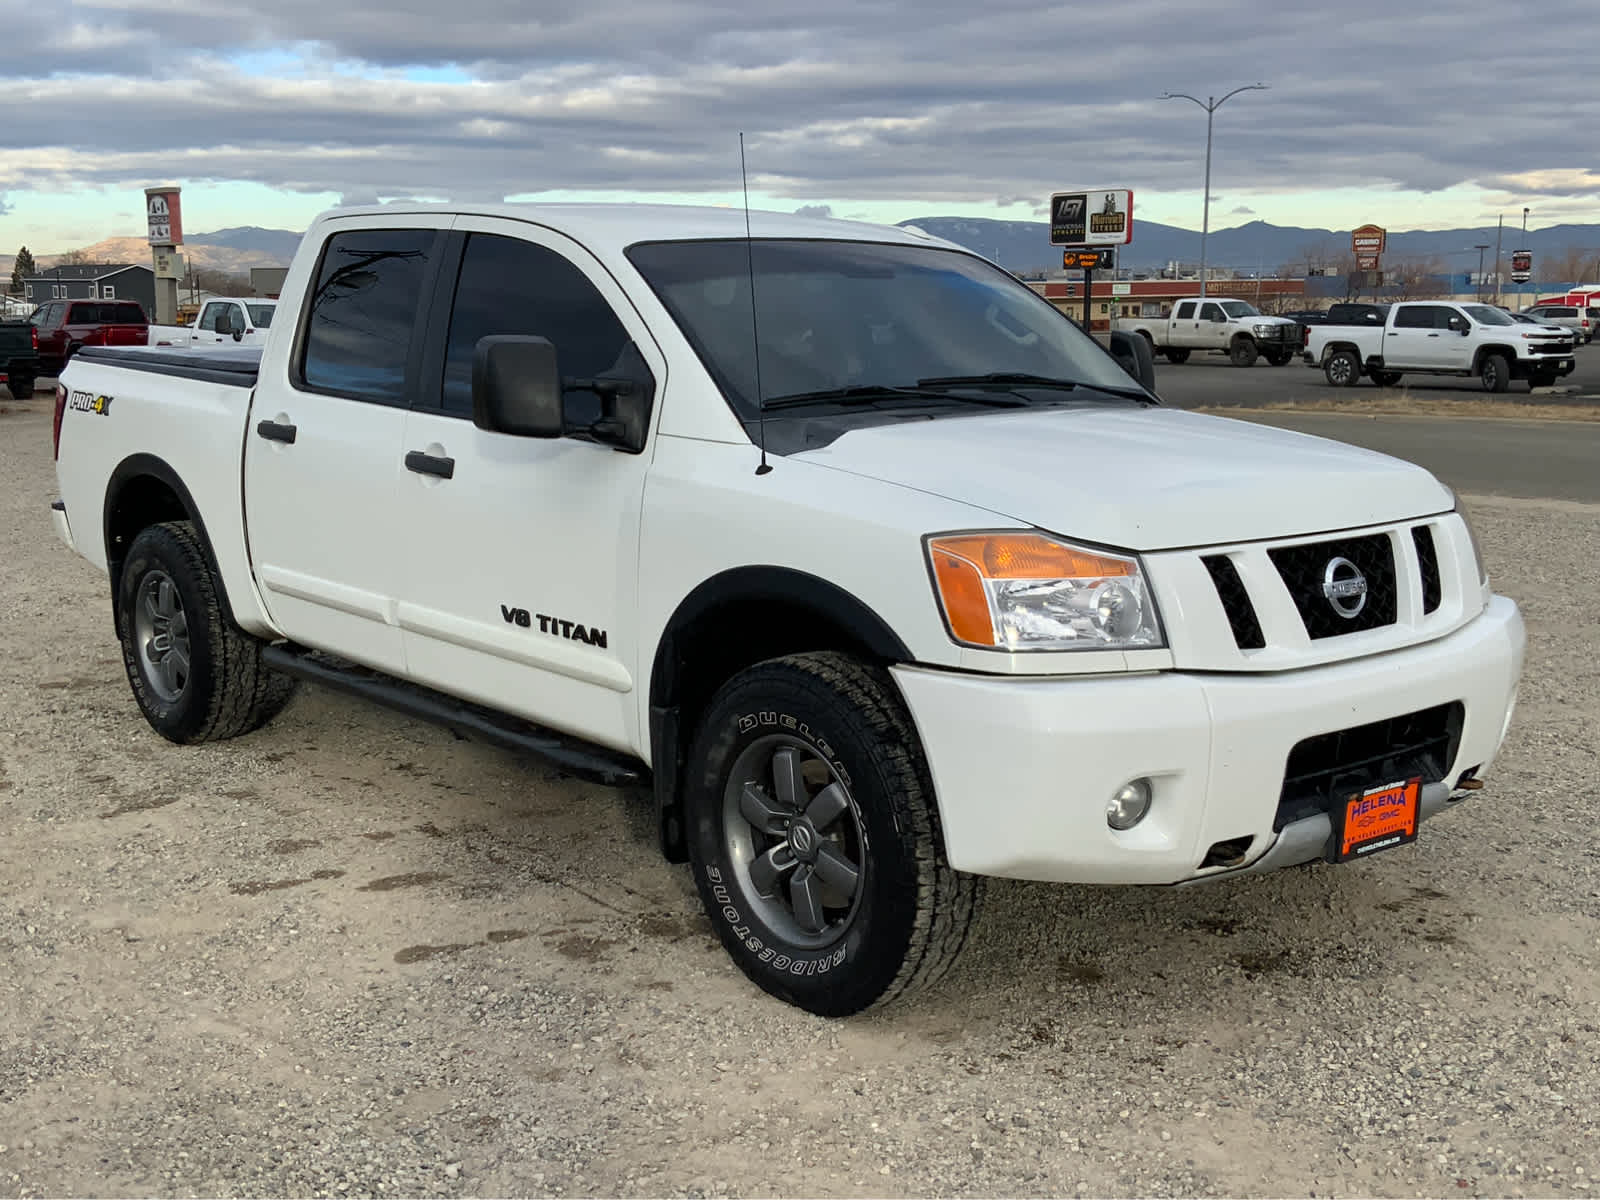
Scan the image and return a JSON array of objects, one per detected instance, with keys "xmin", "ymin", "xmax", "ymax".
[{"xmin": 1106, "ymin": 779, "xmax": 1153, "ymax": 830}]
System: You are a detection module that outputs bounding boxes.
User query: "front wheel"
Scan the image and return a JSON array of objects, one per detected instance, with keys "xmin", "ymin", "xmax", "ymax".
[
  {"xmin": 684, "ymin": 653, "xmax": 980, "ymax": 1017},
  {"xmin": 1264, "ymin": 350, "xmax": 1291, "ymax": 366},
  {"xmin": 116, "ymin": 521, "xmax": 297, "ymax": 744},
  {"xmin": 1479, "ymin": 353, "xmax": 1511, "ymax": 393},
  {"xmin": 1530, "ymin": 367, "xmax": 1558, "ymax": 389},
  {"xmin": 1163, "ymin": 348, "xmax": 1191, "ymax": 364},
  {"xmin": 1372, "ymin": 371, "xmax": 1403, "ymax": 387},
  {"xmin": 1324, "ymin": 349, "xmax": 1362, "ymax": 387},
  {"xmin": 1230, "ymin": 338, "xmax": 1259, "ymax": 367}
]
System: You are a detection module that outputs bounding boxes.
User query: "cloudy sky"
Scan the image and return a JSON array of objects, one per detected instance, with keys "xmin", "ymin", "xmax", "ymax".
[{"xmin": 3, "ymin": 0, "xmax": 1597, "ymax": 252}]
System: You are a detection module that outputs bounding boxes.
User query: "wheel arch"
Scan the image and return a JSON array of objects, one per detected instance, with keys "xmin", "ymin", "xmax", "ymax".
[
  {"xmin": 1472, "ymin": 343, "xmax": 1516, "ymax": 368},
  {"xmin": 104, "ymin": 453, "xmax": 237, "ymax": 629},
  {"xmin": 646, "ymin": 566, "xmax": 913, "ymax": 862}
]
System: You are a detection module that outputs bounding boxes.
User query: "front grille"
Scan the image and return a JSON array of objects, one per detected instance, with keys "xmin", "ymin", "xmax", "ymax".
[
  {"xmin": 1528, "ymin": 341, "xmax": 1571, "ymax": 354},
  {"xmin": 1412, "ymin": 526, "xmax": 1441, "ymax": 613},
  {"xmin": 1202, "ymin": 555, "xmax": 1265, "ymax": 649},
  {"xmin": 1268, "ymin": 532, "xmax": 1397, "ymax": 639},
  {"xmin": 1275, "ymin": 702, "xmax": 1464, "ymax": 830}
]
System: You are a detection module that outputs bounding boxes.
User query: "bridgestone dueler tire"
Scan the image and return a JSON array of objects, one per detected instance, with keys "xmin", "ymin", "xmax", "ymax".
[
  {"xmin": 683, "ymin": 652, "xmax": 981, "ymax": 1017},
  {"xmin": 116, "ymin": 521, "xmax": 297, "ymax": 744}
]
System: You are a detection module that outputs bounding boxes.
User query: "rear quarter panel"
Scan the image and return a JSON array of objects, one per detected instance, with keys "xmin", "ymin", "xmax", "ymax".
[{"xmin": 54, "ymin": 356, "xmax": 278, "ymax": 637}]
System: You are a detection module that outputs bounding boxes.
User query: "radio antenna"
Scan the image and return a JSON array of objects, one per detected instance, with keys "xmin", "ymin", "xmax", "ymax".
[{"xmin": 741, "ymin": 132, "xmax": 772, "ymax": 476}]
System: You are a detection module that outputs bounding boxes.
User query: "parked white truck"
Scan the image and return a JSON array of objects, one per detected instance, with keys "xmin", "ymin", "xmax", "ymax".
[
  {"xmin": 149, "ymin": 297, "xmax": 278, "ymax": 349},
  {"xmin": 1117, "ymin": 297, "xmax": 1302, "ymax": 366},
  {"xmin": 51, "ymin": 203, "xmax": 1524, "ymax": 1016},
  {"xmin": 1304, "ymin": 300, "xmax": 1576, "ymax": 391}
]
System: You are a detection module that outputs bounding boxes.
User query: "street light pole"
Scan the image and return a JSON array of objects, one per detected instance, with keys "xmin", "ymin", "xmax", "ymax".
[
  {"xmin": 1160, "ymin": 83, "xmax": 1268, "ymax": 299},
  {"xmin": 1474, "ymin": 244, "xmax": 1490, "ymax": 301}
]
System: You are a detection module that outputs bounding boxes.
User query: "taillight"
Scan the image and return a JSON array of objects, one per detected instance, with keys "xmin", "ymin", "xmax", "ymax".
[
  {"xmin": 31, "ymin": 326, "xmax": 38, "ymax": 350},
  {"xmin": 52, "ymin": 383, "xmax": 67, "ymax": 460}
]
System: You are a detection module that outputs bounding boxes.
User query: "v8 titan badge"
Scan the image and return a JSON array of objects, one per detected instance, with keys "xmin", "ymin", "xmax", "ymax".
[{"xmin": 1332, "ymin": 777, "xmax": 1421, "ymax": 862}]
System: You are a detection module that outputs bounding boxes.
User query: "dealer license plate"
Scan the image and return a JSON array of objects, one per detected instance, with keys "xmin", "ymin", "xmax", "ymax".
[{"xmin": 1331, "ymin": 777, "xmax": 1420, "ymax": 863}]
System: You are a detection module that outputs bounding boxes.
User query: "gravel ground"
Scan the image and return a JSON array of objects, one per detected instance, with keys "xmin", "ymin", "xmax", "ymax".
[{"xmin": 2, "ymin": 401, "xmax": 1597, "ymax": 1198}]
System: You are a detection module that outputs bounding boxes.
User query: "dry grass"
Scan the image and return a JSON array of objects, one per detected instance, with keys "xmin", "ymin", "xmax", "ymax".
[{"xmin": 1197, "ymin": 391, "xmax": 1600, "ymax": 422}]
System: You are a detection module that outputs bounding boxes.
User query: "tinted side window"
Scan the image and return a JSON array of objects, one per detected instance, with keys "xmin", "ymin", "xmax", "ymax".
[
  {"xmin": 1174, "ymin": 301, "xmax": 1195, "ymax": 319},
  {"xmin": 1433, "ymin": 307, "xmax": 1463, "ymax": 329},
  {"xmin": 438, "ymin": 233, "xmax": 631, "ymax": 420},
  {"xmin": 198, "ymin": 303, "xmax": 223, "ymax": 331},
  {"xmin": 1199, "ymin": 302, "xmax": 1223, "ymax": 321},
  {"xmin": 301, "ymin": 228, "xmax": 439, "ymax": 404},
  {"xmin": 112, "ymin": 303, "xmax": 145, "ymax": 323},
  {"xmin": 1394, "ymin": 306, "xmax": 1433, "ymax": 329}
]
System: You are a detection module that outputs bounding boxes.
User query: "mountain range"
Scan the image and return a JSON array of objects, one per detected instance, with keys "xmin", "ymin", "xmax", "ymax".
[{"xmin": 8, "ymin": 217, "xmax": 1600, "ymax": 282}]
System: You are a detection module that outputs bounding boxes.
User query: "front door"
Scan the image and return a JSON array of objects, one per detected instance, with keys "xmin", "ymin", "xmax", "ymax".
[
  {"xmin": 243, "ymin": 221, "xmax": 453, "ymax": 675},
  {"xmin": 394, "ymin": 220, "xmax": 664, "ymax": 754},
  {"xmin": 1198, "ymin": 301, "xmax": 1229, "ymax": 349}
]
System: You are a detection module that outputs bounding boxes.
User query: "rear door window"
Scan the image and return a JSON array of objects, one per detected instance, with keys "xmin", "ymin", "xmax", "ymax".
[
  {"xmin": 1394, "ymin": 306, "xmax": 1434, "ymax": 329},
  {"xmin": 298, "ymin": 228, "xmax": 441, "ymax": 405},
  {"xmin": 1174, "ymin": 301, "xmax": 1196, "ymax": 319}
]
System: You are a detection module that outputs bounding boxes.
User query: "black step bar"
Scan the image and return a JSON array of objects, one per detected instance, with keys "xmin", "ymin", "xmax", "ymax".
[{"xmin": 261, "ymin": 645, "xmax": 646, "ymax": 788}]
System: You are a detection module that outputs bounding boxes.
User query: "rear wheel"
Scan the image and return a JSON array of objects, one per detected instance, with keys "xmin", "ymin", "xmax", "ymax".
[
  {"xmin": 116, "ymin": 521, "xmax": 297, "ymax": 744},
  {"xmin": 683, "ymin": 652, "xmax": 980, "ymax": 1017},
  {"xmin": 8, "ymin": 372, "xmax": 34, "ymax": 399},
  {"xmin": 1230, "ymin": 338, "xmax": 1259, "ymax": 367},
  {"xmin": 1324, "ymin": 349, "xmax": 1361, "ymax": 387},
  {"xmin": 1371, "ymin": 371, "xmax": 1403, "ymax": 387},
  {"xmin": 1163, "ymin": 348, "xmax": 1191, "ymax": 364},
  {"xmin": 1264, "ymin": 350, "xmax": 1291, "ymax": 366},
  {"xmin": 1479, "ymin": 353, "xmax": 1510, "ymax": 393}
]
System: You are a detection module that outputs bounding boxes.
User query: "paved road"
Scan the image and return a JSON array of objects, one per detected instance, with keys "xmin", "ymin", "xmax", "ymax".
[
  {"xmin": 1152, "ymin": 341, "xmax": 1600, "ymax": 410},
  {"xmin": 1206, "ymin": 411, "xmax": 1600, "ymax": 503}
]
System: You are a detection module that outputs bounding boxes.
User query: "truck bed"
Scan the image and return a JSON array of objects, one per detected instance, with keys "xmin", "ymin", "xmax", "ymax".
[{"xmin": 75, "ymin": 345, "xmax": 263, "ymax": 387}]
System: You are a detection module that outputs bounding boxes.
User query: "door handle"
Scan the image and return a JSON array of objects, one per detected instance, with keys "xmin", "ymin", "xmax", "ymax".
[
  {"xmin": 405, "ymin": 450, "xmax": 455, "ymax": 479},
  {"xmin": 1387, "ymin": 332, "xmax": 1399, "ymax": 336},
  {"xmin": 1427, "ymin": 333, "xmax": 1441, "ymax": 338},
  {"xmin": 256, "ymin": 420, "xmax": 297, "ymax": 444}
]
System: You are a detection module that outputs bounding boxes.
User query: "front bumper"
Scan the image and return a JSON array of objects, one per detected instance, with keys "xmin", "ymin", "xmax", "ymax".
[{"xmin": 893, "ymin": 595, "xmax": 1524, "ymax": 885}]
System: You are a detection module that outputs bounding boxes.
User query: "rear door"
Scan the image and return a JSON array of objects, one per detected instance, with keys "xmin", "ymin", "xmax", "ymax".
[
  {"xmin": 1171, "ymin": 300, "xmax": 1198, "ymax": 346},
  {"xmin": 242, "ymin": 220, "xmax": 453, "ymax": 674},
  {"xmin": 393, "ymin": 219, "xmax": 664, "ymax": 752}
]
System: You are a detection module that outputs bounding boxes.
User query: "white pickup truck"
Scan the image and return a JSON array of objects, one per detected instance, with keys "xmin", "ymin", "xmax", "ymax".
[
  {"xmin": 1117, "ymin": 297, "xmax": 1302, "ymax": 366},
  {"xmin": 50, "ymin": 203, "xmax": 1524, "ymax": 1017},
  {"xmin": 149, "ymin": 297, "xmax": 278, "ymax": 349},
  {"xmin": 1304, "ymin": 300, "xmax": 1576, "ymax": 391}
]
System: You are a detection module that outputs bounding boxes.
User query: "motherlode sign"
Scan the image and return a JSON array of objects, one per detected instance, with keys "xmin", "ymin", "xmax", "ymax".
[
  {"xmin": 1050, "ymin": 189, "xmax": 1134, "ymax": 246},
  {"xmin": 1351, "ymin": 223, "xmax": 1385, "ymax": 271},
  {"xmin": 145, "ymin": 187, "xmax": 184, "ymax": 246}
]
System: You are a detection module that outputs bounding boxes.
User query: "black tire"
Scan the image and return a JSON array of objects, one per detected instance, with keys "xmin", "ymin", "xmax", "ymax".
[
  {"xmin": 1164, "ymin": 348, "xmax": 1191, "ymax": 364},
  {"xmin": 9, "ymin": 373, "xmax": 34, "ymax": 399},
  {"xmin": 1372, "ymin": 371, "xmax": 1403, "ymax": 387},
  {"xmin": 1230, "ymin": 337, "xmax": 1259, "ymax": 367},
  {"xmin": 1479, "ymin": 352, "xmax": 1510, "ymax": 393},
  {"xmin": 1530, "ymin": 367, "xmax": 1557, "ymax": 389},
  {"xmin": 1324, "ymin": 349, "xmax": 1361, "ymax": 387},
  {"xmin": 1264, "ymin": 350, "xmax": 1291, "ymax": 366},
  {"xmin": 116, "ymin": 521, "xmax": 297, "ymax": 744},
  {"xmin": 683, "ymin": 652, "xmax": 980, "ymax": 1017}
]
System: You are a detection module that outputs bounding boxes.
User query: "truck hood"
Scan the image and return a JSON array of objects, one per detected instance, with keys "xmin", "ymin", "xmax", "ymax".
[{"xmin": 793, "ymin": 406, "xmax": 1454, "ymax": 550}]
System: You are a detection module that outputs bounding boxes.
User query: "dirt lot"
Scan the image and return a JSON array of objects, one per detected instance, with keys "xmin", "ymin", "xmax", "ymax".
[{"xmin": 2, "ymin": 401, "xmax": 1598, "ymax": 1198}]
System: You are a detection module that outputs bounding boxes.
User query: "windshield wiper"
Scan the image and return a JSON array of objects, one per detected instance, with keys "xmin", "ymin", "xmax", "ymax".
[
  {"xmin": 918, "ymin": 372, "xmax": 1157, "ymax": 405},
  {"xmin": 762, "ymin": 385, "xmax": 1027, "ymax": 412}
]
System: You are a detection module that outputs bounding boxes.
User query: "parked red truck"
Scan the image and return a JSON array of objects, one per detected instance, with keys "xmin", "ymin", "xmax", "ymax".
[{"xmin": 30, "ymin": 300, "xmax": 150, "ymax": 376}]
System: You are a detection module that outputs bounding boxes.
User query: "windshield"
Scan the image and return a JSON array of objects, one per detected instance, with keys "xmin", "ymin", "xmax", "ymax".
[
  {"xmin": 247, "ymin": 304, "xmax": 276, "ymax": 328},
  {"xmin": 1218, "ymin": 300, "xmax": 1261, "ymax": 318},
  {"xmin": 625, "ymin": 239, "xmax": 1142, "ymax": 416},
  {"xmin": 1462, "ymin": 305, "xmax": 1515, "ymax": 326}
]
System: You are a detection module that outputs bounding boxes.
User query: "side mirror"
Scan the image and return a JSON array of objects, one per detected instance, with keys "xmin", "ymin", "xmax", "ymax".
[
  {"xmin": 473, "ymin": 335, "xmax": 565, "ymax": 438},
  {"xmin": 214, "ymin": 309, "xmax": 234, "ymax": 335},
  {"xmin": 1107, "ymin": 329, "xmax": 1157, "ymax": 394},
  {"xmin": 1447, "ymin": 316, "xmax": 1467, "ymax": 334}
]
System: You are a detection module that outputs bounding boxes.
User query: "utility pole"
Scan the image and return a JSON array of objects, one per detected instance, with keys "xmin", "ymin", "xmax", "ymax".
[
  {"xmin": 1492, "ymin": 215, "xmax": 1504, "ymax": 306},
  {"xmin": 1474, "ymin": 244, "xmax": 1490, "ymax": 301},
  {"xmin": 1159, "ymin": 84, "xmax": 1268, "ymax": 299},
  {"xmin": 1518, "ymin": 206, "xmax": 1529, "ymax": 311}
]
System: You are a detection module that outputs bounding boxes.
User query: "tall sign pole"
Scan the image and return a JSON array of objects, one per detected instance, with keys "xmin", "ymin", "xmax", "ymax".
[
  {"xmin": 144, "ymin": 185, "xmax": 184, "ymax": 327},
  {"xmin": 1492, "ymin": 214, "xmax": 1504, "ymax": 306},
  {"xmin": 1050, "ymin": 188, "xmax": 1134, "ymax": 337}
]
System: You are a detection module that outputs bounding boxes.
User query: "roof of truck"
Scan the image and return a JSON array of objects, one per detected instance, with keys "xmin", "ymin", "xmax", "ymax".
[{"xmin": 309, "ymin": 202, "xmax": 968, "ymax": 256}]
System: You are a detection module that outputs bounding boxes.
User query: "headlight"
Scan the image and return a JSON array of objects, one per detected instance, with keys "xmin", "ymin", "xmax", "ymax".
[
  {"xmin": 1253, "ymin": 323, "xmax": 1274, "ymax": 335},
  {"xmin": 925, "ymin": 532, "xmax": 1165, "ymax": 651},
  {"xmin": 1445, "ymin": 488, "xmax": 1490, "ymax": 588}
]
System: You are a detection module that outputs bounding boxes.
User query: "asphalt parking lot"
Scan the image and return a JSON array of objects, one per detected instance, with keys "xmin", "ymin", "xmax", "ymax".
[{"xmin": 2, "ymin": 385, "xmax": 1598, "ymax": 1197}]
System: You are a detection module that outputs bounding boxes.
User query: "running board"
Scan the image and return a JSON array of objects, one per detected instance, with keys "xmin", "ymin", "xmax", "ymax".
[{"xmin": 261, "ymin": 645, "xmax": 647, "ymax": 788}]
